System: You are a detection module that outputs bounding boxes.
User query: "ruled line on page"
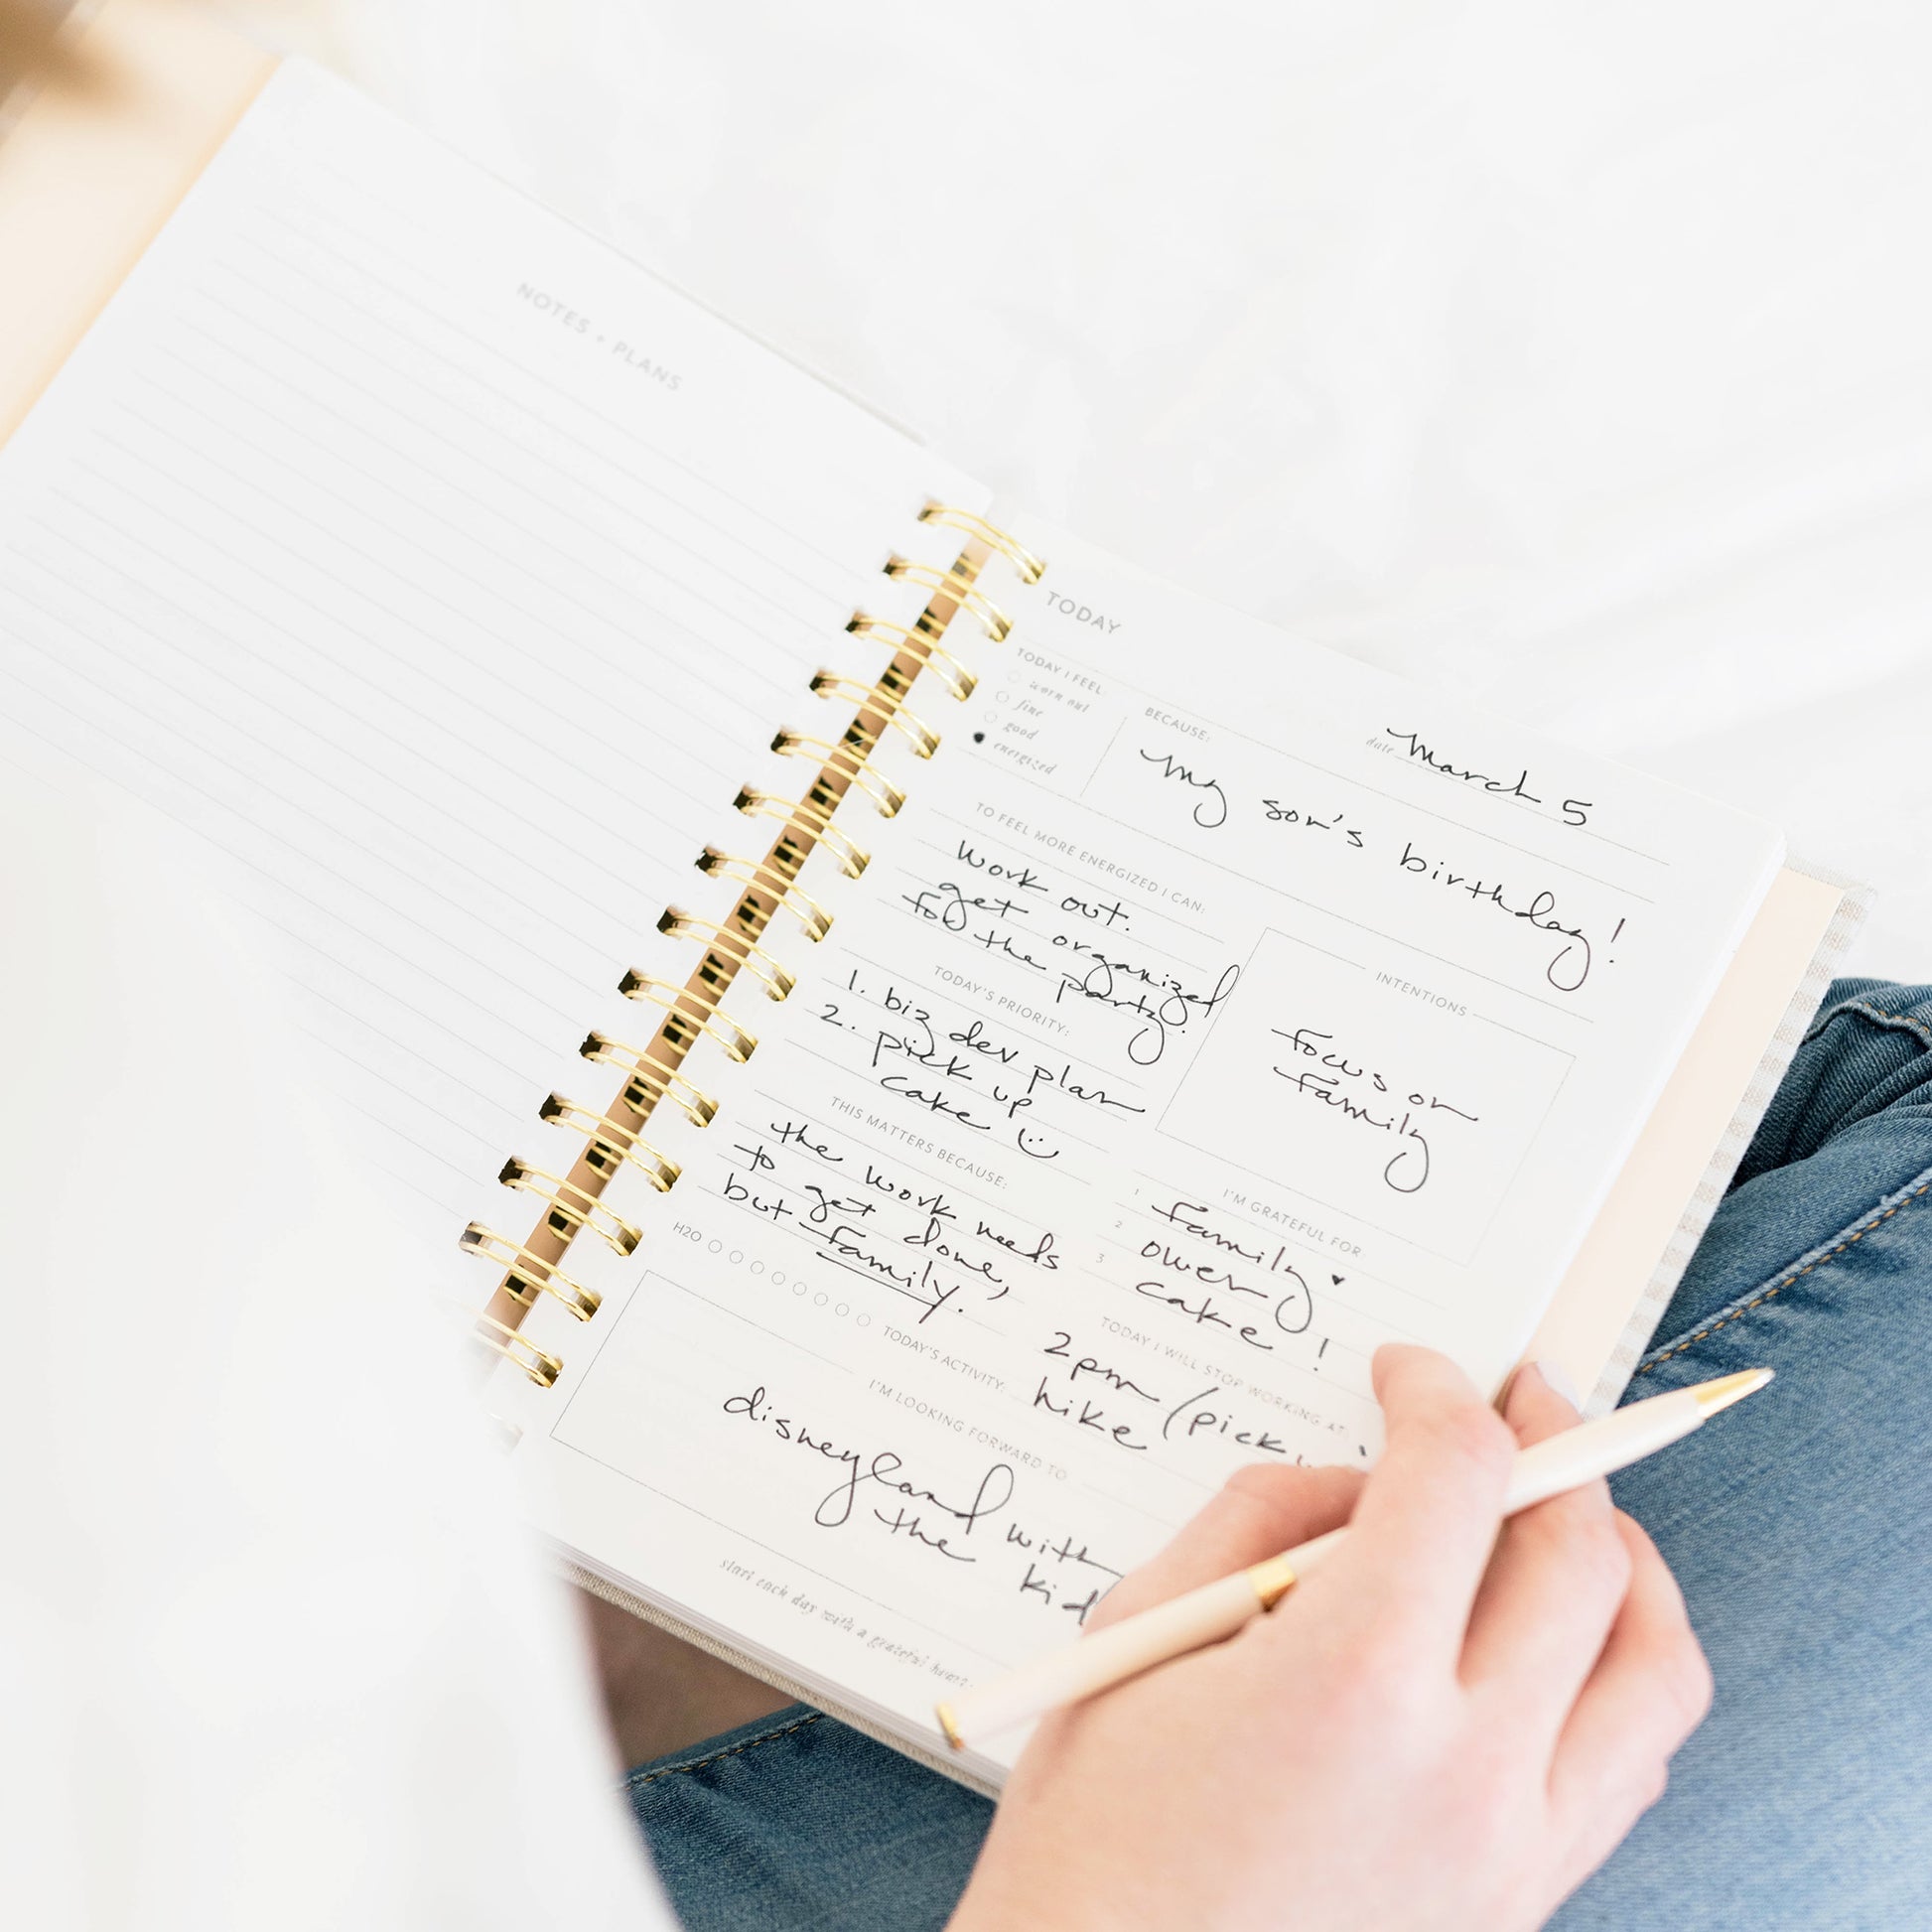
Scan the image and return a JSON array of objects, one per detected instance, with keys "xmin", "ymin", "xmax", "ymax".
[
  {"xmin": 99, "ymin": 394, "xmax": 759, "ymax": 783},
  {"xmin": 159, "ymin": 312, "xmax": 814, "ymax": 714},
  {"xmin": 8, "ymin": 546, "xmax": 645, "ymax": 966},
  {"xmin": 271, "ymin": 947, "xmax": 556, "ymax": 1102},
  {"xmin": 0, "ymin": 582, "xmax": 622, "ymax": 1018},
  {"xmin": 300, "ymin": 1028, "xmax": 521, "ymax": 1158},
  {"xmin": 160, "ymin": 321, "xmax": 807, "ymax": 693},
  {"xmin": 205, "ymin": 233, "xmax": 860, "ymax": 630},
  {"xmin": 0, "ymin": 695, "xmax": 579, "ymax": 1136},
  {"xmin": 38, "ymin": 482, "xmax": 681, "ymax": 874},
  {"xmin": 77, "ymin": 433, "xmax": 737, "ymax": 829},
  {"xmin": 129, "ymin": 346, "xmax": 797, "ymax": 750},
  {"xmin": 243, "ymin": 207, "xmax": 864, "ymax": 610},
  {"xmin": 22, "ymin": 515, "xmax": 660, "ymax": 938},
  {"xmin": 290, "ymin": 987, "xmax": 533, "ymax": 1130},
  {"xmin": 263, "ymin": 173, "xmax": 876, "ymax": 589},
  {"xmin": 0, "ymin": 646, "xmax": 593, "ymax": 1052},
  {"xmin": 318, "ymin": 1087, "xmax": 497, "ymax": 1219}
]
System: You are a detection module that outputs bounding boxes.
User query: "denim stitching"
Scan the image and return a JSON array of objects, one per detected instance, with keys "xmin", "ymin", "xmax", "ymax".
[
  {"xmin": 1635, "ymin": 1173, "xmax": 1932, "ymax": 1375},
  {"xmin": 1812, "ymin": 997, "xmax": 1932, "ymax": 1055},
  {"xmin": 626, "ymin": 1711, "xmax": 823, "ymax": 1789}
]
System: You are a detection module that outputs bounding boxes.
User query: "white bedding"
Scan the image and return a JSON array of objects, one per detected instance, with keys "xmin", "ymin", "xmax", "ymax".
[{"xmin": 300, "ymin": 0, "xmax": 1932, "ymax": 975}]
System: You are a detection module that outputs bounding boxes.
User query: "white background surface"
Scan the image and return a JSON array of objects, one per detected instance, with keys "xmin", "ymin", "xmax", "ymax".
[
  {"xmin": 287, "ymin": 0, "xmax": 1932, "ymax": 973},
  {"xmin": 0, "ymin": 778, "xmax": 674, "ymax": 1928}
]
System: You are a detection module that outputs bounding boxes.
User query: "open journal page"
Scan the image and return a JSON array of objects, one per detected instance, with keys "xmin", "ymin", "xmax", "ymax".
[
  {"xmin": 0, "ymin": 61, "xmax": 984, "ymax": 1228},
  {"xmin": 496, "ymin": 515, "xmax": 1785, "ymax": 1775}
]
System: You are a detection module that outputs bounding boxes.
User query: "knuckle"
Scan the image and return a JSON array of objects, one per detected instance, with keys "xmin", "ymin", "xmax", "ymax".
[
  {"xmin": 1541, "ymin": 1508, "xmax": 1632, "ymax": 1597},
  {"xmin": 1221, "ymin": 1461, "xmax": 1307, "ymax": 1511},
  {"xmin": 1442, "ymin": 1748, "xmax": 1534, "ymax": 1865},
  {"xmin": 1215, "ymin": 1463, "xmax": 1313, "ymax": 1545},
  {"xmin": 1662, "ymin": 1638, "xmax": 1716, "ymax": 1731},
  {"xmin": 1421, "ymin": 1401, "xmax": 1516, "ymax": 1484},
  {"xmin": 1322, "ymin": 1643, "xmax": 1426, "ymax": 1733},
  {"xmin": 1219, "ymin": 1460, "xmax": 1363, "ymax": 1549},
  {"xmin": 1611, "ymin": 1506, "xmax": 1659, "ymax": 1560}
]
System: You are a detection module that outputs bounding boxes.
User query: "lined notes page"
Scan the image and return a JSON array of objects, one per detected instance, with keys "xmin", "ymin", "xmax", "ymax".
[
  {"xmin": 495, "ymin": 515, "xmax": 1783, "ymax": 1778},
  {"xmin": 0, "ymin": 63, "xmax": 985, "ymax": 1227}
]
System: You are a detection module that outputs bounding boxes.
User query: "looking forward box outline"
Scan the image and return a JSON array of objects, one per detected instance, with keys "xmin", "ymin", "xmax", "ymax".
[{"xmin": 1155, "ymin": 923, "xmax": 1578, "ymax": 1266}]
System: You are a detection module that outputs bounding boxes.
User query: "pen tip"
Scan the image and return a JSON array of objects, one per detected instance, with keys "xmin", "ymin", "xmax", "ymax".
[
  {"xmin": 1691, "ymin": 1366, "xmax": 1774, "ymax": 1417},
  {"xmin": 935, "ymin": 1702, "xmax": 966, "ymax": 1752}
]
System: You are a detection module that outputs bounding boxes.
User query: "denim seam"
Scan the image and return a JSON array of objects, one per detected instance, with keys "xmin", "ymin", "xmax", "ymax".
[
  {"xmin": 1634, "ymin": 1170, "xmax": 1932, "ymax": 1376},
  {"xmin": 625, "ymin": 1711, "xmax": 823, "ymax": 1789},
  {"xmin": 1809, "ymin": 997, "xmax": 1932, "ymax": 1054}
]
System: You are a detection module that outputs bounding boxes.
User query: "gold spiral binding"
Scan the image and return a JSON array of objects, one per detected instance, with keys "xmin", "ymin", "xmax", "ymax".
[
  {"xmin": 475, "ymin": 1311, "xmax": 562, "ymax": 1389},
  {"xmin": 809, "ymin": 669, "xmax": 940, "ymax": 758},
  {"xmin": 582, "ymin": 1032, "xmax": 720, "ymax": 1126},
  {"xmin": 540, "ymin": 1092, "xmax": 682, "ymax": 1191},
  {"xmin": 917, "ymin": 503, "xmax": 1046, "ymax": 583},
  {"xmin": 770, "ymin": 731, "xmax": 906, "ymax": 817},
  {"xmin": 498, "ymin": 1157, "xmax": 643, "ymax": 1256},
  {"xmin": 461, "ymin": 1223, "xmax": 601, "ymax": 1319},
  {"xmin": 883, "ymin": 556, "xmax": 1013, "ymax": 641},
  {"xmin": 464, "ymin": 500, "xmax": 1011, "ymax": 1387},
  {"xmin": 658, "ymin": 906, "xmax": 797, "ymax": 1001},
  {"xmin": 618, "ymin": 968, "xmax": 759, "ymax": 1060},
  {"xmin": 696, "ymin": 846, "xmax": 833, "ymax": 942},
  {"xmin": 735, "ymin": 785, "xmax": 871, "ymax": 878},
  {"xmin": 846, "ymin": 616, "xmax": 978, "ymax": 702}
]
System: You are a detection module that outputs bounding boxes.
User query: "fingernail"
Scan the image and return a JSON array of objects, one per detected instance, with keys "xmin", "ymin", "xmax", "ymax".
[{"xmin": 1533, "ymin": 1357, "xmax": 1582, "ymax": 1408}]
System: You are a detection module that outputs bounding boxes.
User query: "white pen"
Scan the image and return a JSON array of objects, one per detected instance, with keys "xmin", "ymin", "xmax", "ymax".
[{"xmin": 936, "ymin": 1366, "xmax": 1772, "ymax": 1753}]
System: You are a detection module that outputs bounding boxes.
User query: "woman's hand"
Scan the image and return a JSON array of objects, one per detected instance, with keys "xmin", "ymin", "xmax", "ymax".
[{"xmin": 950, "ymin": 1346, "xmax": 1712, "ymax": 1932}]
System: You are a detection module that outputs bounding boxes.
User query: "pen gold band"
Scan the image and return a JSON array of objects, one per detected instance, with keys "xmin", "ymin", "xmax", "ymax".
[
  {"xmin": 935, "ymin": 1701, "xmax": 965, "ymax": 1752},
  {"xmin": 1248, "ymin": 1555, "xmax": 1298, "ymax": 1611}
]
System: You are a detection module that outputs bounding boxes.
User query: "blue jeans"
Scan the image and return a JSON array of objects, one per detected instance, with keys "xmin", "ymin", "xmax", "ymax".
[{"xmin": 625, "ymin": 978, "xmax": 1932, "ymax": 1931}]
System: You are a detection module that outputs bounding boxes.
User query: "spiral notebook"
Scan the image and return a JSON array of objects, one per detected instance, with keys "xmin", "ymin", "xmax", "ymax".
[{"xmin": 0, "ymin": 11, "xmax": 1858, "ymax": 1792}]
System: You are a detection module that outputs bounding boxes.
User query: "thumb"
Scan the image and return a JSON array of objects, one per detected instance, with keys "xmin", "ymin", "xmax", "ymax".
[{"xmin": 1088, "ymin": 1462, "xmax": 1364, "ymax": 1631}]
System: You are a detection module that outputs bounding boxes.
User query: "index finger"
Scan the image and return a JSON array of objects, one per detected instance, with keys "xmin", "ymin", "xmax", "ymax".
[
  {"xmin": 1311, "ymin": 1344, "xmax": 1515, "ymax": 1671},
  {"xmin": 1090, "ymin": 1462, "xmax": 1365, "ymax": 1632}
]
